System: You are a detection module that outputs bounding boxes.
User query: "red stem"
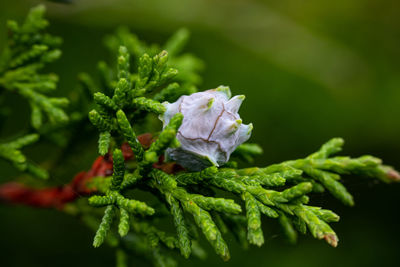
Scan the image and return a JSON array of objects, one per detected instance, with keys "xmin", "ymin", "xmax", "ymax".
[{"xmin": 0, "ymin": 133, "xmax": 182, "ymax": 209}]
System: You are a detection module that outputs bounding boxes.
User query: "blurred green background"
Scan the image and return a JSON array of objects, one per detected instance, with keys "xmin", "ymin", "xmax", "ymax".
[{"xmin": 1, "ymin": 0, "xmax": 400, "ymax": 266}]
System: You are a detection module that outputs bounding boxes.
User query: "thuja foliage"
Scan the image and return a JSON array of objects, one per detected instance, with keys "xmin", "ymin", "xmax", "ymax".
[
  {"xmin": 1, "ymin": 6, "xmax": 399, "ymax": 267},
  {"xmin": 0, "ymin": 5, "xmax": 68, "ymax": 179}
]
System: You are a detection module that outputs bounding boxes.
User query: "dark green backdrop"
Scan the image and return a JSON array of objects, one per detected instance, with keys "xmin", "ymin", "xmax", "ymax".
[{"xmin": 1, "ymin": 0, "xmax": 399, "ymax": 266}]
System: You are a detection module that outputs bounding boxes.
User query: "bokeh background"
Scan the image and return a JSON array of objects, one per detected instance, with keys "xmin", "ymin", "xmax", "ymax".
[{"xmin": 1, "ymin": 0, "xmax": 400, "ymax": 266}]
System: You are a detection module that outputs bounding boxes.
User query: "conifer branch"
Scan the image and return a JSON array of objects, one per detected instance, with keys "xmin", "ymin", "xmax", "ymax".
[
  {"xmin": 0, "ymin": 5, "xmax": 68, "ymax": 178},
  {"xmin": 0, "ymin": 6, "xmax": 399, "ymax": 267},
  {"xmin": 0, "ymin": 5, "xmax": 68, "ymax": 128}
]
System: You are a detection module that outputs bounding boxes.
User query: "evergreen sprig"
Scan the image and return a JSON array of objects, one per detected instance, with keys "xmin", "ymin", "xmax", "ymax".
[
  {"xmin": 0, "ymin": 5, "xmax": 68, "ymax": 178},
  {"xmin": 0, "ymin": 5, "xmax": 68, "ymax": 128},
  {"xmin": 0, "ymin": 134, "xmax": 48, "ymax": 179},
  {"xmin": 85, "ymin": 30, "xmax": 399, "ymax": 264},
  {"xmin": 1, "ymin": 6, "xmax": 399, "ymax": 267}
]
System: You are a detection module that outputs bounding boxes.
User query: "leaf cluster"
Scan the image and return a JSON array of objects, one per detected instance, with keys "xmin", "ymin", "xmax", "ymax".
[
  {"xmin": 84, "ymin": 29, "xmax": 400, "ymax": 267},
  {"xmin": 0, "ymin": 5, "xmax": 68, "ymax": 178},
  {"xmin": 1, "ymin": 6, "xmax": 399, "ymax": 267}
]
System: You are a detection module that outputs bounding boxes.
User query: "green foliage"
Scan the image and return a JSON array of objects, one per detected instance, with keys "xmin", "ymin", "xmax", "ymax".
[
  {"xmin": 169, "ymin": 196, "xmax": 191, "ymax": 258},
  {"xmin": 1, "ymin": 6, "xmax": 399, "ymax": 267},
  {"xmin": 0, "ymin": 5, "xmax": 68, "ymax": 178},
  {"xmin": 88, "ymin": 148, "xmax": 155, "ymax": 246},
  {"xmin": 0, "ymin": 5, "xmax": 68, "ymax": 128},
  {"xmin": 85, "ymin": 25, "xmax": 399, "ymax": 265},
  {"xmin": 0, "ymin": 134, "xmax": 48, "ymax": 179},
  {"xmin": 93, "ymin": 205, "xmax": 116, "ymax": 247},
  {"xmin": 86, "ymin": 127, "xmax": 400, "ymax": 265}
]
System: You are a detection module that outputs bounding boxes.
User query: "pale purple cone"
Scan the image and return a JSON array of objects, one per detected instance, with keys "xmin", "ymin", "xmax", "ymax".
[{"xmin": 160, "ymin": 86, "xmax": 253, "ymax": 171}]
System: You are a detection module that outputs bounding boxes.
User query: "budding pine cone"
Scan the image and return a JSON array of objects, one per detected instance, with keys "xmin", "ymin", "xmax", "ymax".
[{"xmin": 161, "ymin": 86, "xmax": 253, "ymax": 171}]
